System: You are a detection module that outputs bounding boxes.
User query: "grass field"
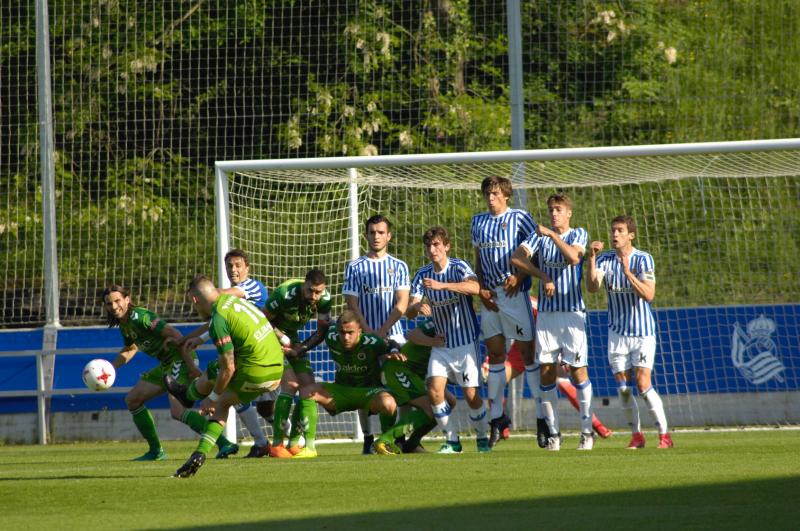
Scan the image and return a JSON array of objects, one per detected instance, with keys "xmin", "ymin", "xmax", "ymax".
[{"xmin": 2, "ymin": 430, "xmax": 798, "ymax": 530}]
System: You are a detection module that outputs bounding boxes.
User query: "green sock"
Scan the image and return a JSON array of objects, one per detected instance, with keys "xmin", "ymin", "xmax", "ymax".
[
  {"xmin": 131, "ymin": 406, "xmax": 161, "ymax": 452},
  {"xmin": 272, "ymin": 393, "xmax": 294, "ymax": 446},
  {"xmin": 195, "ymin": 420, "xmax": 224, "ymax": 455},
  {"xmin": 378, "ymin": 408, "xmax": 430, "ymax": 445},
  {"xmin": 186, "ymin": 380, "xmax": 208, "ymax": 402},
  {"xmin": 287, "ymin": 400, "xmax": 303, "ymax": 446},
  {"xmin": 299, "ymin": 398, "xmax": 318, "ymax": 450},
  {"xmin": 405, "ymin": 417, "xmax": 438, "ymax": 449},
  {"xmin": 180, "ymin": 410, "xmax": 232, "ymax": 449},
  {"xmin": 379, "ymin": 411, "xmax": 397, "ymax": 432}
]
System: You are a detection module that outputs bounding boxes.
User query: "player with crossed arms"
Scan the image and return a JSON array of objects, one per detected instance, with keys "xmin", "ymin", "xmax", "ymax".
[
  {"xmin": 511, "ymin": 192, "xmax": 597, "ymax": 451},
  {"xmin": 408, "ymin": 226, "xmax": 490, "ymax": 453},
  {"xmin": 586, "ymin": 215, "xmax": 673, "ymax": 449},
  {"xmin": 343, "ymin": 214, "xmax": 410, "ymax": 453}
]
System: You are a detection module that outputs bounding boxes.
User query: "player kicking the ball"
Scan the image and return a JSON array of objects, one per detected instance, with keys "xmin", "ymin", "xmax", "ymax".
[{"xmin": 173, "ymin": 276, "xmax": 284, "ymax": 477}]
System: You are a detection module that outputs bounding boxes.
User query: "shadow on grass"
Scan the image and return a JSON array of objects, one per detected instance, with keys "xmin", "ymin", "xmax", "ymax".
[{"xmin": 149, "ymin": 476, "xmax": 798, "ymax": 531}]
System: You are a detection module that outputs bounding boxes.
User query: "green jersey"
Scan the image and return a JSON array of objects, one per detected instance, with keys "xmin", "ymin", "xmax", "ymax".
[
  {"xmin": 400, "ymin": 319, "xmax": 437, "ymax": 378},
  {"xmin": 265, "ymin": 279, "xmax": 332, "ymax": 342},
  {"xmin": 119, "ymin": 307, "xmax": 181, "ymax": 366},
  {"xmin": 209, "ymin": 294, "xmax": 284, "ymax": 370},
  {"xmin": 324, "ymin": 328, "xmax": 386, "ymax": 387}
]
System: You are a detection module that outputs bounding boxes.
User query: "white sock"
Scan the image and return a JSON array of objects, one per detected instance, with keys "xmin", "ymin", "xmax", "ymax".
[
  {"xmin": 236, "ymin": 403, "xmax": 268, "ymax": 446},
  {"xmin": 432, "ymin": 401, "xmax": 457, "ymax": 442},
  {"xmin": 642, "ymin": 387, "xmax": 668, "ymax": 434},
  {"xmin": 525, "ymin": 363, "xmax": 542, "ymax": 418},
  {"xmin": 539, "ymin": 383, "xmax": 560, "ymax": 434},
  {"xmin": 487, "ymin": 363, "xmax": 507, "ymax": 419},
  {"xmin": 575, "ymin": 379, "xmax": 593, "ymax": 434},
  {"xmin": 618, "ymin": 385, "xmax": 641, "ymax": 434},
  {"xmin": 468, "ymin": 401, "xmax": 489, "ymax": 439}
]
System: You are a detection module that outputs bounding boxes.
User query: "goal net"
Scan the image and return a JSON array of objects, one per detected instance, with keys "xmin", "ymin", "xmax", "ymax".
[{"xmin": 216, "ymin": 139, "xmax": 800, "ymax": 440}]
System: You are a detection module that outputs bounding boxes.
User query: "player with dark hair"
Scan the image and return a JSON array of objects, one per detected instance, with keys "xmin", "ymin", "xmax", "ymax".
[
  {"xmin": 102, "ymin": 284, "xmax": 237, "ymax": 461},
  {"xmin": 471, "ymin": 176, "xmax": 541, "ymax": 447},
  {"xmin": 262, "ymin": 268, "xmax": 333, "ymax": 458},
  {"xmin": 343, "ymin": 214, "xmax": 410, "ymax": 453},
  {"xmin": 587, "ymin": 216, "xmax": 673, "ymax": 449},
  {"xmin": 408, "ymin": 226, "xmax": 490, "ymax": 453},
  {"xmin": 290, "ymin": 310, "xmax": 400, "ymax": 459}
]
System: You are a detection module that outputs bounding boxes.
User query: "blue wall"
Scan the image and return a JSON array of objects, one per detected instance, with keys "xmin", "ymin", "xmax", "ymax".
[{"xmin": 1, "ymin": 304, "xmax": 797, "ymax": 413}]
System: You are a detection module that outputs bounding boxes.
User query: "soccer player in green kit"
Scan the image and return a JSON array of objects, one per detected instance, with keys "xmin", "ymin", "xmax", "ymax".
[
  {"xmin": 263, "ymin": 269, "xmax": 333, "ymax": 458},
  {"xmin": 373, "ymin": 319, "xmax": 458, "ymax": 454},
  {"xmin": 174, "ymin": 275, "xmax": 284, "ymax": 478},
  {"xmin": 103, "ymin": 284, "xmax": 237, "ymax": 461},
  {"xmin": 290, "ymin": 309, "xmax": 400, "ymax": 459}
]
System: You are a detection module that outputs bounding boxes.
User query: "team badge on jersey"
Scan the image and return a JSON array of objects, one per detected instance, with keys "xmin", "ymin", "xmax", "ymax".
[
  {"xmin": 501, "ymin": 222, "xmax": 507, "ymax": 230},
  {"xmin": 731, "ymin": 315, "xmax": 785, "ymax": 385}
]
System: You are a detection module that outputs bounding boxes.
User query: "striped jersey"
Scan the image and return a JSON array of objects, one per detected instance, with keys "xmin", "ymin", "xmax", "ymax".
[
  {"xmin": 343, "ymin": 253, "xmax": 410, "ymax": 337},
  {"xmin": 520, "ymin": 227, "xmax": 588, "ymax": 312},
  {"xmin": 236, "ymin": 278, "xmax": 268, "ymax": 309},
  {"xmin": 410, "ymin": 258, "xmax": 479, "ymax": 349},
  {"xmin": 594, "ymin": 248, "xmax": 657, "ymax": 336},
  {"xmin": 471, "ymin": 208, "xmax": 537, "ymax": 290}
]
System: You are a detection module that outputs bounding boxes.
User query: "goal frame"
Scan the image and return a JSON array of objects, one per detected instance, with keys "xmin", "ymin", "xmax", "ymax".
[{"xmin": 214, "ymin": 138, "xmax": 800, "ymax": 442}]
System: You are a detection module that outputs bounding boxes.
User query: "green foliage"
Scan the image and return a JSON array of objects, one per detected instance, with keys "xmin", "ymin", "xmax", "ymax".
[{"xmin": 1, "ymin": 0, "xmax": 798, "ymax": 325}]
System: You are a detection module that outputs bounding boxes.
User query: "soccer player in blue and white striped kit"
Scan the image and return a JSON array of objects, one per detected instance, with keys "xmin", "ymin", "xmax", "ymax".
[
  {"xmin": 408, "ymin": 226, "xmax": 490, "ymax": 453},
  {"xmin": 471, "ymin": 175, "xmax": 540, "ymax": 446},
  {"xmin": 587, "ymin": 215, "xmax": 674, "ymax": 449},
  {"xmin": 511, "ymin": 193, "xmax": 596, "ymax": 451},
  {"xmin": 343, "ymin": 214, "xmax": 410, "ymax": 453}
]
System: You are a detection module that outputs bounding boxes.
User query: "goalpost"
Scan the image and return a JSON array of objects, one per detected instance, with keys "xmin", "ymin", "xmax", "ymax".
[{"xmin": 215, "ymin": 139, "xmax": 800, "ymax": 441}]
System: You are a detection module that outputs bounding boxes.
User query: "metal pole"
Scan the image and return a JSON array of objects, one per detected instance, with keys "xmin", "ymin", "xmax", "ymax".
[
  {"xmin": 507, "ymin": 0, "xmax": 527, "ymax": 209},
  {"xmin": 348, "ymin": 168, "xmax": 364, "ymax": 441},
  {"xmin": 37, "ymin": 0, "xmax": 59, "ymax": 445},
  {"xmin": 214, "ymin": 166, "xmax": 237, "ymax": 442}
]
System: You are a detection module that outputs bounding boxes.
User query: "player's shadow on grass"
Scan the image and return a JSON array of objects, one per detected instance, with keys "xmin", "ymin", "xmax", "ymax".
[
  {"xmin": 154, "ymin": 476, "xmax": 798, "ymax": 531},
  {"xmin": 0, "ymin": 473, "xmax": 164, "ymax": 481}
]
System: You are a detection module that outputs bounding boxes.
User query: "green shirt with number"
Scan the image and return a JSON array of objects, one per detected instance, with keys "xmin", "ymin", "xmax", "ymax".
[
  {"xmin": 265, "ymin": 279, "xmax": 332, "ymax": 342},
  {"xmin": 119, "ymin": 307, "xmax": 181, "ymax": 366},
  {"xmin": 209, "ymin": 294, "xmax": 284, "ymax": 369},
  {"xmin": 324, "ymin": 328, "xmax": 386, "ymax": 387}
]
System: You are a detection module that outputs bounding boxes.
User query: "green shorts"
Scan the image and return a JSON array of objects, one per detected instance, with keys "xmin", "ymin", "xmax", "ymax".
[
  {"xmin": 321, "ymin": 382, "xmax": 387, "ymax": 415},
  {"xmin": 380, "ymin": 360, "xmax": 426, "ymax": 406},
  {"xmin": 288, "ymin": 356, "xmax": 313, "ymax": 375},
  {"xmin": 141, "ymin": 357, "xmax": 197, "ymax": 388},
  {"xmin": 228, "ymin": 363, "xmax": 284, "ymax": 403}
]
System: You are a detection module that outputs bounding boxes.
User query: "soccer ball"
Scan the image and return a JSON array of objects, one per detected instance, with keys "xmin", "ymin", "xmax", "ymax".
[{"xmin": 82, "ymin": 359, "xmax": 116, "ymax": 391}]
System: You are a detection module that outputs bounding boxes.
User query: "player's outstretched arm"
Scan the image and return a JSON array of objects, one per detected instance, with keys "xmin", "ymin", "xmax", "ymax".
[
  {"xmin": 406, "ymin": 327, "xmax": 446, "ymax": 348},
  {"xmin": 112, "ymin": 344, "xmax": 137, "ymax": 370},
  {"xmin": 422, "ymin": 276, "xmax": 480, "ymax": 296},
  {"xmin": 290, "ymin": 319, "xmax": 332, "ymax": 358}
]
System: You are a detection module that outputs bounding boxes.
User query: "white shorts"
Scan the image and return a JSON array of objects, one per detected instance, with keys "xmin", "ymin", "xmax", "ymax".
[
  {"xmin": 480, "ymin": 288, "xmax": 534, "ymax": 342},
  {"xmin": 607, "ymin": 330, "xmax": 657, "ymax": 374},
  {"xmin": 536, "ymin": 311, "xmax": 588, "ymax": 367},
  {"xmin": 427, "ymin": 342, "xmax": 481, "ymax": 388}
]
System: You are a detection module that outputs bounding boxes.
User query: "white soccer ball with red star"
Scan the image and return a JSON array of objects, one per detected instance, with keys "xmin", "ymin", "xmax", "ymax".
[{"xmin": 82, "ymin": 359, "xmax": 116, "ymax": 391}]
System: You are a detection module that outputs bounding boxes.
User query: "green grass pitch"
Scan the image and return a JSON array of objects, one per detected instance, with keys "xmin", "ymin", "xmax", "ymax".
[{"xmin": 1, "ymin": 430, "xmax": 798, "ymax": 530}]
